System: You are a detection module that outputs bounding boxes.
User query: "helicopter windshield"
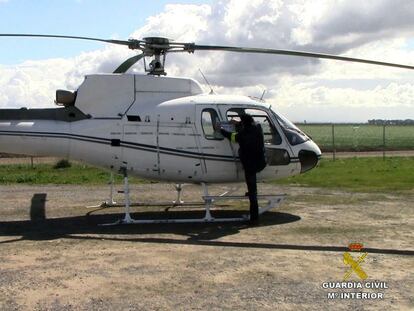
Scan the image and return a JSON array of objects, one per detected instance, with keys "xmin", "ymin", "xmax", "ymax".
[{"xmin": 270, "ymin": 107, "xmax": 310, "ymax": 146}]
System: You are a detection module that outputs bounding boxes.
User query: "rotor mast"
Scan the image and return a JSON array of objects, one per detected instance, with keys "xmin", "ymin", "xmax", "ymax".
[{"xmin": 141, "ymin": 37, "xmax": 170, "ymax": 76}]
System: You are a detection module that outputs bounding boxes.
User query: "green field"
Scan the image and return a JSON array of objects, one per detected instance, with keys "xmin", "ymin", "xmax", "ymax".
[
  {"xmin": 272, "ymin": 157, "xmax": 414, "ymax": 192},
  {"xmin": 1, "ymin": 157, "xmax": 413, "ymax": 192},
  {"xmin": 297, "ymin": 124, "xmax": 414, "ymax": 152},
  {"xmin": 0, "ymin": 163, "xmax": 145, "ymax": 185}
]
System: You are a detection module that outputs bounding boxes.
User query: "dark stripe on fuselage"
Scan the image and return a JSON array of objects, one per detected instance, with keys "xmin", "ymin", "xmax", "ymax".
[
  {"xmin": 0, "ymin": 130, "xmax": 301, "ymax": 163},
  {"xmin": 0, "ymin": 130, "xmax": 236, "ymax": 162}
]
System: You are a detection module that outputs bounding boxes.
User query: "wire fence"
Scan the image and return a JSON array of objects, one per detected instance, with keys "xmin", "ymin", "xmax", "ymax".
[{"xmin": 298, "ymin": 124, "xmax": 414, "ymax": 160}]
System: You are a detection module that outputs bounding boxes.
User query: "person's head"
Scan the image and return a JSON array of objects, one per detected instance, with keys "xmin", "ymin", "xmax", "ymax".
[{"xmin": 240, "ymin": 114, "xmax": 254, "ymax": 127}]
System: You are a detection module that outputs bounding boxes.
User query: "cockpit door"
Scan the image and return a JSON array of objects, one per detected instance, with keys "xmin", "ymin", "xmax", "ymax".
[
  {"xmin": 218, "ymin": 106, "xmax": 300, "ymax": 179},
  {"xmin": 195, "ymin": 105, "xmax": 239, "ymax": 182}
]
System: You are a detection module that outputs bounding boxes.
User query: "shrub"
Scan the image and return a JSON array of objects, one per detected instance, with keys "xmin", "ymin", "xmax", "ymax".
[{"xmin": 53, "ymin": 159, "xmax": 72, "ymax": 169}]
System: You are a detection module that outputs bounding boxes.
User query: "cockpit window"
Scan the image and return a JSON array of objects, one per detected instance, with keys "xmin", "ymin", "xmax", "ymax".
[
  {"xmin": 270, "ymin": 107, "xmax": 309, "ymax": 146},
  {"xmin": 201, "ymin": 108, "xmax": 223, "ymax": 140},
  {"xmin": 226, "ymin": 108, "xmax": 282, "ymax": 145}
]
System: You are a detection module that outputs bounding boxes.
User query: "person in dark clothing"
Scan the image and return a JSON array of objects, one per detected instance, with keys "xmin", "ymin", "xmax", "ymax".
[{"xmin": 218, "ymin": 114, "xmax": 266, "ymax": 223}]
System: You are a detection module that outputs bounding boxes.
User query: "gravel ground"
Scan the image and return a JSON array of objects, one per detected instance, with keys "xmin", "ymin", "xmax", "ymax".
[{"xmin": 0, "ymin": 183, "xmax": 413, "ymax": 311}]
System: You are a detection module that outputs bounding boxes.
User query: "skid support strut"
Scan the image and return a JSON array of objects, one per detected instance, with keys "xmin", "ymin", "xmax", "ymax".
[
  {"xmin": 107, "ymin": 172, "xmax": 117, "ymax": 206},
  {"xmin": 86, "ymin": 171, "xmax": 117, "ymax": 208},
  {"xmin": 101, "ymin": 163, "xmax": 137, "ymax": 225},
  {"xmin": 201, "ymin": 182, "xmax": 213, "ymax": 221},
  {"xmin": 120, "ymin": 165, "xmax": 134, "ymax": 223},
  {"xmin": 173, "ymin": 183, "xmax": 184, "ymax": 205}
]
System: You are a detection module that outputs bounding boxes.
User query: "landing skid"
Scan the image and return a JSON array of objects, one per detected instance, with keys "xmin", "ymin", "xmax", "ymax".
[
  {"xmin": 91, "ymin": 201, "xmax": 207, "ymax": 208},
  {"xmin": 99, "ymin": 163, "xmax": 286, "ymax": 225},
  {"xmin": 101, "ymin": 214, "xmax": 250, "ymax": 225}
]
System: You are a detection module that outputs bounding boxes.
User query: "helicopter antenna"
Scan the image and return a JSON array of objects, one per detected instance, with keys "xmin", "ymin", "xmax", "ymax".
[
  {"xmin": 260, "ymin": 89, "xmax": 266, "ymax": 100},
  {"xmin": 198, "ymin": 69, "xmax": 215, "ymax": 94}
]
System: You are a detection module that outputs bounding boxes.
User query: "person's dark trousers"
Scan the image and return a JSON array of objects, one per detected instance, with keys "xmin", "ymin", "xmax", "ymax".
[{"xmin": 244, "ymin": 169, "xmax": 259, "ymax": 222}]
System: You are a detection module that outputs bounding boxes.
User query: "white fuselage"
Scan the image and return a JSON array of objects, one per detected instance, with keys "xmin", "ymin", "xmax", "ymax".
[{"xmin": 0, "ymin": 74, "xmax": 321, "ymax": 183}]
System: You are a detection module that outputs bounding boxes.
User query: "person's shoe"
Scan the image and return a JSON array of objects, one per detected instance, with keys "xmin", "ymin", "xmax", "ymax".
[
  {"xmin": 249, "ymin": 218, "xmax": 259, "ymax": 226},
  {"xmin": 249, "ymin": 212, "xmax": 259, "ymax": 225}
]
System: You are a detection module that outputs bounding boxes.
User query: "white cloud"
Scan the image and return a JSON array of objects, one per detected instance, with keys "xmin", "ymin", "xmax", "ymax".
[
  {"xmin": 0, "ymin": 0, "xmax": 413, "ymax": 122},
  {"xmin": 0, "ymin": 58, "xmax": 73, "ymax": 108},
  {"xmin": 130, "ymin": 4, "xmax": 211, "ymax": 41}
]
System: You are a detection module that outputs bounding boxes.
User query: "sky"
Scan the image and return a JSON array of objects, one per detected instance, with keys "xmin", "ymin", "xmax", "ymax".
[{"xmin": 0, "ymin": 0, "xmax": 413, "ymax": 122}]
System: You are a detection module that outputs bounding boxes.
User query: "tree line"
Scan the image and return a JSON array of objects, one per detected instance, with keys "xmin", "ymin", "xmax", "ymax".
[{"xmin": 368, "ymin": 119, "xmax": 414, "ymax": 125}]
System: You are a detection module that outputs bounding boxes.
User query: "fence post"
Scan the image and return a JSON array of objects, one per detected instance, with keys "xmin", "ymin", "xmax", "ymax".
[
  {"xmin": 332, "ymin": 123, "xmax": 336, "ymax": 161},
  {"xmin": 383, "ymin": 123, "xmax": 386, "ymax": 160},
  {"xmin": 30, "ymin": 156, "xmax": 34, "ymax": 169}
]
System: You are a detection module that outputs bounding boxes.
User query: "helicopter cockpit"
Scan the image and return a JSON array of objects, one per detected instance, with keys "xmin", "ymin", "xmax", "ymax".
[
  {"xmin": 220, "ymin": 105, "xmax": 311, "ymax": 147},
  {"xmin": 226, "ymin": 108, "xmax": 282, "ymax": 145},
  {"xmin": 211, "ymin": 103, "xmax": 320, "ymax": 175}
]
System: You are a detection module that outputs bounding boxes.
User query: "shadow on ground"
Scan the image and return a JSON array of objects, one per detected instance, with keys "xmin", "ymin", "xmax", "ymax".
[
  {"xmin": 0, "ymin": 209, "xmax": 299, "ymax": 240},
  {"xmin": 0, "ymin": 192, "xmax": 300, "ymax": 241},
  {"xmin": 0, "ymin": 193, "xmax": 413, "ymax": 257}
]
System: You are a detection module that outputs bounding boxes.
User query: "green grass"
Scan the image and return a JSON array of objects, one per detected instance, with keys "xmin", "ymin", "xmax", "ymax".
[
  {"xmin": 0, "ymin": 163, "xmax": 146, "ymax": 185},
  {"xmin": 1, "ymin": 158, "xmax": 413, "ymax": 192},
  {"xmin": 272, "ymin": 157, "xmax": 414, "ymax": 192},
  {"xmin": 297, "ymin": 124, "xmax": 414, "ymax": 152}
]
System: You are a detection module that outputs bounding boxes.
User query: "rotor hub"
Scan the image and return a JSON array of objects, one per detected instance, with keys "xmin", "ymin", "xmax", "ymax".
[
  {"xmin": 143, "ymin": 37, "xmax": 170, "ymax": 46},
  {"xmin": 139, "ymin": 37, "xmax": 170, "ymax": 75}
]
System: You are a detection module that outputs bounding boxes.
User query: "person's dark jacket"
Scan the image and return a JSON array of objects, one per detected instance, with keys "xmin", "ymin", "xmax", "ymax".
[{"xmin": 221, "ymin": 123, "xmax": 266, "ymax": 173}]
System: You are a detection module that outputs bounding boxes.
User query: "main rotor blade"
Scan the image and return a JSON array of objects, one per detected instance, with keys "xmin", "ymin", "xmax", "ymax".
[
  {"xmin": 113, "ymin": 53, "xmax": 145, "ymax": 73},
  {"xmin": 190, "ymin": 44, "xmax": 414, "ymax": 70},
  {"xmin": 0, "ymin": 33, "xmax": 132, "ymax": 47}
]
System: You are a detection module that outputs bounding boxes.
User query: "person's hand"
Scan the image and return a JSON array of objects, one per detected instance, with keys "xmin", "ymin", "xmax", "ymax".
[{"xmin": 213, "ymin": 122, "xmax": 221, "ymax": 131}]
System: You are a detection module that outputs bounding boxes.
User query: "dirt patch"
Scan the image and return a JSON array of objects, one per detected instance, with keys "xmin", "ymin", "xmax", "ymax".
[{"xmin": 0, "ymin": 183, "xmax": 413, "ymax": 310}]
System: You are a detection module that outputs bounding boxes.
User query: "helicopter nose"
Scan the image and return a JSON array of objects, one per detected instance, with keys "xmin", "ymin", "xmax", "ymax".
[{"xmin": 298, "ymin": 141, "xmax": 321, "ymax": 173}]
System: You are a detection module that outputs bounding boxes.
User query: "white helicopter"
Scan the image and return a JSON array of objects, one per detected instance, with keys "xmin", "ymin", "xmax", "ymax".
[{"xmin": 0, "ymin": 34, "xmax": 413, "ymax": 224}]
